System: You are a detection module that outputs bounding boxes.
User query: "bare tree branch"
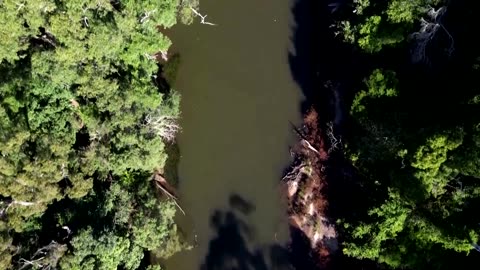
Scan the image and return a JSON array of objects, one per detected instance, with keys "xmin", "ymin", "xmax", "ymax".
[
  {"xmin": 154, "ymin": 180, "xmax": 186, "ymax": 215},
  {"xmin": 326, "ymin": 122, "xmax": 341, "ymax": 153},
  {"xmin": 301, "ymin": 139, "xmax": 320, "ymax": 155},
  {"xmin": 190, "ymin": 7, "xmax": 217, "ymax": 26},
  {"xmin": 16, "ymin": 1, "xmax": 25, "ymax": 11},
  {"xmin": 18, "ymin": 241, "xmax": 66, "ymax": 270},
  {"xmin": 61, "ymin": 226, "xmax": 72, "ymax": 237},
  {"xmin": 82, "ymin": 16, "xmax": 89, "ymax": 27},
  {"xmin": 410, "ymin": 6, "xmax": 454, "ymax": 64},
  {"xmin": 144, "ymin": 53, "xmax": 155, "ymax": 61},
  {"xmin": 159, "ymin": 50, "xmax": 168, "ymax": 61},
  {"xmin": 12, "ymin": 200, "xmax": 36, "ymax": 206},
  {"xmin": 0, "ymin": 199, "xmax": 38, "ymax": 218},
  {"xmin": 140, "ymin": 9, "xmax": 157, "ymax": 24},
  {"xmin": 282, "ymin": 162, "xmax": 306, "ymax": 182},
  {"xmin": 18, "ymin": 257, "xmax": 46, "ymax": 270},
  {"xmin": 144, "ymin": 114, "xmax": 180, "ymax": 142}
]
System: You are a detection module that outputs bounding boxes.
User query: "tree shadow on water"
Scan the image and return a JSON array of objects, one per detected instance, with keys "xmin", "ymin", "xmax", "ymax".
[
  {"xmin": 288, "ymin": 0, "xmax": 359, "ymax": 115},
  {"xmin": 200, "ymin": 194, "xmax": 293, "ymax": 270}
]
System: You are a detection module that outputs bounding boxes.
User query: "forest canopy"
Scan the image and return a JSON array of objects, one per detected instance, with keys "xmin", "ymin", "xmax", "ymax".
[
  {"xmin": 335, "ymin": 0, "xmax": 480, "ymax": 269},
  {"xmin": 0, "ymin": 0, "xmax": 196, "ymax": 269}
]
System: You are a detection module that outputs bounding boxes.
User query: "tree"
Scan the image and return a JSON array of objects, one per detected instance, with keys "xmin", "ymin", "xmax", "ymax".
[
  {"xmin": 59, "ymin": 228, "xmax": 143, "ymax": 270},
  {"xmin": 338, "ymin": 0, "xmax": 442, "ymax": 52},
  {"xmin": 343, "ymin": 67, "xmax": 480, "ymax": 267},
  {"xmin": 343, "ymin": 40, "xmax": 480, "ymax": 268},
  {"xmin": 58, "ymin": 173, "xmax": 185, "ymax": 269},
  {"xmin": 0, "ymin": 0, "xmax": 180, "ymax": 221},
  {"xmin": 0, "ymin": 0, "xmax": 188, "ymax": 268}
]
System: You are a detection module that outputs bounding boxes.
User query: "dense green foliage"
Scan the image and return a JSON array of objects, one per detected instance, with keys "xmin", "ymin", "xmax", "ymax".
[
  {"xmin": 0, "ymin": 0, "xmax": 194, "ymax": 269},
  {"xmin": 339, "ymin": 0, "xmax": 442, "ymax": 52},
  {"xmin": 57, "ymin": 173, "xmax": 183, "ymax": 270},
  {"xmin": 338, "ymin": 0, "xmax": 480, "ymax": 269}
]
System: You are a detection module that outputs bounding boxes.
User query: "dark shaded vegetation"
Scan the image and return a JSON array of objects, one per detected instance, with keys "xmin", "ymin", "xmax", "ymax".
[
  {"xmin": 288, "ymin": 0, "xmax": 480, "ymax": 269},
  {"xmin": 288, "ymin": 0, "xmax": 371, "ymax": 268}
]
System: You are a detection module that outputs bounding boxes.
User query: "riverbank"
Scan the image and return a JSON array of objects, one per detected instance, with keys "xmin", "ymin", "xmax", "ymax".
[
  {"xmin": 285, "ymin": 0, "xmax": 354, "ymax": 266},
  {"xmin": 283, "ymin": 107, "xmax": 338, "ymax": 269}
]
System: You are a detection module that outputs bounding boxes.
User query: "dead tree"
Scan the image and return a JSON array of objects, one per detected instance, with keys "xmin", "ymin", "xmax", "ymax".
[
  {"xmin": 18, "ymin": 241, "xmax": 67, "ymax": 270},
  {"xmin": 82, "ymin": 17, "xmax": 89, "ymax": 27},
  {"xmin": 189, "ymin": 7, "xmax": 217, "ymax": 26},
  {"xmin": 301, "ymin": 139, "xmax": 321, "ymax": 155},
  {"xmin": 140, "ymin": 9, "xmax": 157, "ymax": 24},
  {"xmin": 410, "ymin": 6, "xmax": 454, "ymax": 64},
  {"xmin": 290, "ymin": 122, "xmax": 322, "ymax": 156},
  {"xmin": 282, "ymin": 162, "xmax": 306, "ymax": 182},
  {"xmin": 0, "ymin": 199, "xmax": 37, "ymax": 218},
  {"xmin": 326, "ymin": 122, "xmax": 341, "ymax": 153},
  {"xmin": 159, "ymin": 50, "xmax": 168, "ymax": 61},
  {"xmin": 144, "ymin": 113, "xmax": 180, "ymax": 142},
  {"xmin": 153, "ymin": 177, "xmax": 186, "ymax": 215}
]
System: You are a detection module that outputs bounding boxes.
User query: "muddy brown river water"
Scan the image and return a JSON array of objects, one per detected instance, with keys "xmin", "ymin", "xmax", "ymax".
[{"xmin": 162, "ymin": 1, "xmax": 303, "ymax": 269}]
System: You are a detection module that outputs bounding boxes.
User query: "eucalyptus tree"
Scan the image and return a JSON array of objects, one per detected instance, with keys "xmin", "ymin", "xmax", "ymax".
[{"xmin": 0, "ymin": 0, "xmax": 191, "ymax": 268}]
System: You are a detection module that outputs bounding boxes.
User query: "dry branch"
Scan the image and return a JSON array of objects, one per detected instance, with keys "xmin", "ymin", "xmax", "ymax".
[
  {"xmin": 144, "ymin": 114, "xmax": 180, "ymax": 142},
  {"xmin": 190, "ymin": 7, "xmax": 217, "ymax": 26},
  {"xmin": 159, "ymin": 50, "xmax": 168, "ymax": 61},
  {"xmin": 154, "ymin": 179, "xmax": 186, "ymax": 215},
  {"xmin": 82, "ymin": 16, "xmax": 89, "ymax": 27},
  {"xmin": 18, "ymin": 241, "xmax": 66, "ymax": 270},
  {"xmin": 18, "ymin": 257, "xmax": 46, "ymax": 270},
  {"xmin": 0, "ymin": 199, "xmax": 38, "ymax": 217},
  {"xmin": 12, "ymin": 200, "xmax": 36, "ymax": 206},
  {"xmin": 326, "ymin": 122, "xmax": 341, "ymax": 153},
  {"xmin": 140, "ymin": 9, "xmax": 157, "ymax": 24},
  {"xmin": 410, "ymin": 6, "xmax": 454, "ymax": 64},
  {"xmin": 301, "ymin": 139, "xmax": 320, "ymax": 155},
  {"xmin": 282, "ymin": 162, "xmax": 306, "ymax": 182}
]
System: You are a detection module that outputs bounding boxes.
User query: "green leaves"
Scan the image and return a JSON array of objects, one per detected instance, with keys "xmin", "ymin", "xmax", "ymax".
[
  {"xmin": 344, "ymin": 191, "xmax": 410, "ymax": 267},
  {"xmin": 351, "ymin": 69, "xmax": 398, "ymax": 114},
  {"xmin": 411, "ymin": 132, "xmax": 463, "ymax": 196},
  {"xmin": 60, "ymin": 228, "xmax": 139, "ymax": 270},
  {"xmin": 387, "ymin": 0, "xmax": 423, "ymax": 23},
  {"xmin": 339, "ymin": 0, "xmax": 441, "ymax": 52},
  {"xmin": 0, "ymin": 0, "xmax": 183, "ymax": 221},
  {"xmin": 0, "ymin": 0, "xmax": 187, "ymax": 268},
  {"xmin": 344, "ymin": 68, "xmax": 480, "ymax": 268},
  {"xmin": 59, "ymin": 174, "xmax": 184, "ymax": 269}
]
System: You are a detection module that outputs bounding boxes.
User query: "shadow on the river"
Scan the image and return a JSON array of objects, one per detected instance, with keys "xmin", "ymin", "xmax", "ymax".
[
  {"xmin": 163, "ymin": 143, "xmax": 181, "ymax": 186},
  {"xmin": 200, "ymin": 194, "xmax": 293, "ymax": 270},
  {"xmin": 288, "ymin": 0, "xmax": 360, "ymax": 118}
]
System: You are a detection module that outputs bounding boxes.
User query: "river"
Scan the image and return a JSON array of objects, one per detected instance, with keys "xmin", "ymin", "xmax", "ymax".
[{"xmin": 162, "ymin": 0, "xmax": 303, "ymax": 269}]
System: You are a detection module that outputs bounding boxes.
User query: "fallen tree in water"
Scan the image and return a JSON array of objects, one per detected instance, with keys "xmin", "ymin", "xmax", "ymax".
[{"xmin": 153, "ymin": 173, "xmax": 187, "ymax": 216}]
